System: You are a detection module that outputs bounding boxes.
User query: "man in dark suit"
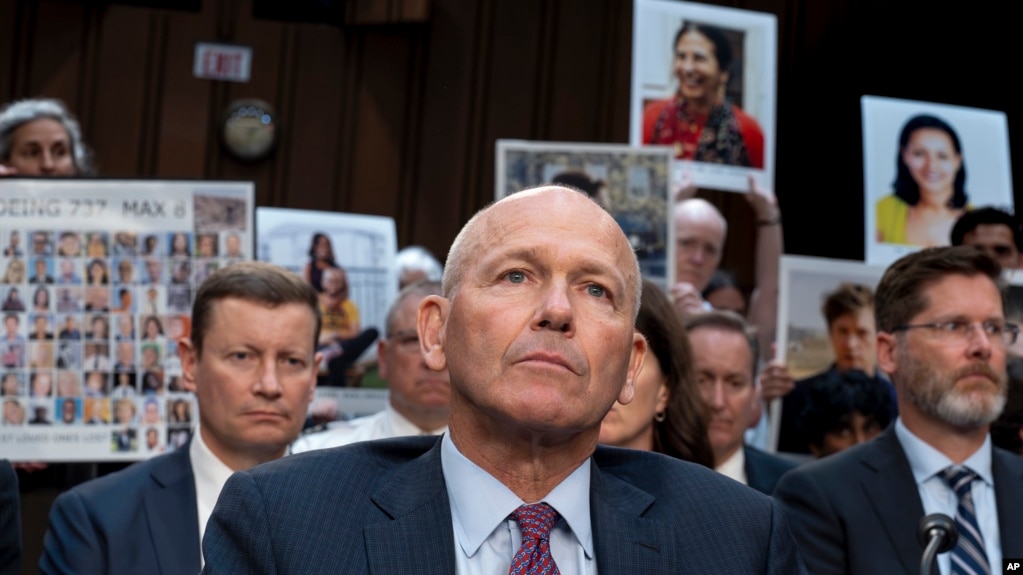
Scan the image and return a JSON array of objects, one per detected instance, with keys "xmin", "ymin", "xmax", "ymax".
[
  {"xmin": 40, "ymin": 262, "xmax": 323, "ymax": 574},
  {"xmin": 776, "ymin": 246, "xmax": 1023, "ymax": 575},
  {"xmin": 202, "ymin": 186, "xmax": 806, "ymax": 574},
  {"xmin": 684, "ymin": 310, "xmax": 797, "ymax": 494}
]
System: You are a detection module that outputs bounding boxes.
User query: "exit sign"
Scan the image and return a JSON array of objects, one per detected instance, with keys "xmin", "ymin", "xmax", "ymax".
[{"xmin": 194, "ymin": 43, "xmax": 252, "ymax": 82}]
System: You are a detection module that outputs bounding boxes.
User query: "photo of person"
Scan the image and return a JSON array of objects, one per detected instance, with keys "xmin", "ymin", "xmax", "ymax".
[
  {"xmin": 141, "ymin": 233, "xmax": 161, "ymax": 257},
  {"xmin": 168, "ymin": 397, "xmax": 191, "ymax": 424},
  {"xmin": 55, "ymin": 287, "xmax": 82, "ymax": 313},
  {"xmin": 84, "ymin": 371, "xmax": 109, "ymax": 397},
  {"xmin": 29, "ymin": 257, "xmax": 54, "ymax": 284},
  {"xmin": 144, "ymin": 426, "xmax": 163, "ymax": 452},
  {"xmin": 84, "ymin": 397, "xmax": 110, "ymax": 424},
  {"xmin": 29, "ymin": 341, "xmax": 56, "ymax": 369},
  {"xmin": 1, "ymin": 286, "xmax": 25, "ymax": 311},
  {"xmin": 57, "ymin": 231, "xmax": 83, "ymax": 257},
  {"xmin": 30, "ymin": 230, "xmax": 53, "ymax": 256},
  {"xmin": 32, "ymin": 285, "xmax": 51, "ymax": 312},
  {"xmin": 57, "ymin": 397, "xmax": 81, "ymax": 424},
  {"xmin": 56, "ymin": 258, "xmax": 82, "ymax": 285},
  {"xmin": 196, "ymin": 233, "xmax": 218, "ymax": 258},
  {"xmin": 30, "ymin": 371, "xmax": 54, "ymax": 398},
  {"xmin": 55, "ymin": 340, "xmax": 81, "ymax": 369},
  {"xmin": 1, "ymin": 373, "xmax": 22, "ymax": 396},
  {"xmin": 167, "ymin": 232, "xmax": 191, "ymax": 257},
  {"xmin": 3, "ymin": 230, "xmax": 24, "ymax": 257},
  {"xmin": 223, "ymin": 232, "xmax": 244, "ymax": 259},
  {"xmin": 3, "ymin": 398, "xmax": 26, "ymax": 425},
  {"xmin": 85, "ymin": 232, "xmax": 108, "ymax": 258},
  {"xmin": 56, "ymin": 370, "xmax": 82, "ymax": 397},
  {"xmin": 114, "ymin": 258, "xmax": 136, "ymax": 285},
  {"xmin": 28, "ymin": 402, "xmax": 51, "ymax": 425},
  {"xmin": 1, "ymin": 259, "xmax": 26, "ymax": 285},
  {"xmin": 863, "ymin": 96, "xmax": 1014, "ymax": 265},
  {"xmin": 630, "ymin": 0, "xmax": 776, "ymax": 192},
  {"xmin": 82, "ymin": 343, "xmax": 111, "ymax": 371},
  {"xmin": 111, "ymin": 232, "xmax": 138, "ymax": 256}
]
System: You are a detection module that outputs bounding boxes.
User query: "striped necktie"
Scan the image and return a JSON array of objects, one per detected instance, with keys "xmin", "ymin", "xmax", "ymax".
[
  {"xmin": 940, "ymin": 466, "xmax": 991, "ymax": 575},
  {"xmin": 509, "ymin": 503, "xmax": 560, "ymax": 575}
]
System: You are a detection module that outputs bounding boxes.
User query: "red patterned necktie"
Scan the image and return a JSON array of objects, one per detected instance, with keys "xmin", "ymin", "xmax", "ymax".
[{"xmin": 509, "ymin": 503, "xmax": 561, "ymax": 575}]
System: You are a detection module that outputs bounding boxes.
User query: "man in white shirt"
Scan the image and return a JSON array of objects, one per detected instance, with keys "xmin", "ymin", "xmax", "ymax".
[
  {"xmin": 293, "ymin": 280, "xmax": 449, "ymax": 452},
  {"xmin": 776, "ymin": 246, "xmax": 1023, "ymax": 574},
  {"xmin": 201, "ymin": 186, "xmax": 806, "ymax": 574},
  {"xmin": 40, "ymin": 261, "xmax": 322, "ymax": 575}
]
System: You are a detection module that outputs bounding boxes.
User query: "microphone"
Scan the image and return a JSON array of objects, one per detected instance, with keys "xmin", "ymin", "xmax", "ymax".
[{"xmin": 918, "ymin": 513, "xmax": 958, "ymax": 575}]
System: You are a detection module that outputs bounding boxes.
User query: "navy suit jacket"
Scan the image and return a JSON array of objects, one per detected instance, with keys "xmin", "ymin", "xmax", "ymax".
[
  {"xmin": 0, "ymin": 460, "xmax": 20, "ymax": 575},
  {"xmin": 39, "ymin": 444, "xmax": 201, "ymax": 575},
  {"xmin": 774, "ymin": 426, "xmax": 1023, "ymax": 575},
  {"xmin": 202, "ymin": 436, "xmax": 808, "ymax": 574},
  {"xmin": 745, "ymin": 445, "xmax": 798, "ymax": 495}
]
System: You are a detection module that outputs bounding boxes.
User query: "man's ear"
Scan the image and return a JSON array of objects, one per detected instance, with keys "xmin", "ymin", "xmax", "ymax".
[
  {"xmin": 178, "ymin": 337, "xmax": 198, "ymax": 393},
  {"xmin": 876, "ymin": 332, "xmax": 898, "ymax": 376},
  {"xmin": 617, "ymin": 332, "xmax": 648, "ymax": 406},
  {"xmin": 418, "ymin": 295, "xmax": 449, "ymax": 373}
]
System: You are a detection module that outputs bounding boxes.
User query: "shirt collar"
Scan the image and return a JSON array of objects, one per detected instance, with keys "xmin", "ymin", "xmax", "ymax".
[
  {"xmin": 440, "ymin": 432, "xmax": 593, "ymax": 559},
  {"xmin": 715, "ymin": 445, "xmax": 747, "ymax": 485},
  {"xmin": 895, "ymin": 418, "xmax": 993, "ymax": 486}
]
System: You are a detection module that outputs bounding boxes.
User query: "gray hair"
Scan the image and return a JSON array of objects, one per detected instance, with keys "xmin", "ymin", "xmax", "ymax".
[
  {"xmin": 396, "ymin": 246, "xmax": 443, "ymax": 285},
  {"xmin": 0, "ymin": 99, "xmax": 94, "ymax": 175}
]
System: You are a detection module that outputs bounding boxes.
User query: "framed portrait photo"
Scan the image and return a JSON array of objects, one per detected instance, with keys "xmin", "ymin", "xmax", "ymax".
[
  {"xmin": 630, "ymin": 0, "xmax": 777, "ymax": 193},
  {"xmin": 863, "ymin": 96, "xmax": 1014, "ymax": 265}
]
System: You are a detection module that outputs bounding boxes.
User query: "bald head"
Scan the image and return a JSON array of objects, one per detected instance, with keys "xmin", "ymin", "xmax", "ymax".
[
  {"xmin": 674, "ymin": 198, "xmax": 727, "ymax": 291},
  {"xmin": 443, "ymin": 186, "xmax": 642, "ymax": 318}
]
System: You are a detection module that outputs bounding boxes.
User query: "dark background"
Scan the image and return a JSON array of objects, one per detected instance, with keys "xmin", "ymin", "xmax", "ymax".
[{"xmin": 1, "ymin": 0, "xmax": 1018, "ymax": 292}]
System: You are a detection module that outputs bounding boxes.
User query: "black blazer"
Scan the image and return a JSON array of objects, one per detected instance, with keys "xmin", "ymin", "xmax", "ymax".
[
  {"xmin": 40, "ymin": 443, "xmax": 200, "ymax": 575},
  {"xmin": 774, "ymin": 426, "xmax": 1023, "ymax": 575},
  {"xmin": 0, "ymin": 460, "xmax": 20, "ymax": 575},
  {"xmin": 745, "ymin": 445, "xmax": 798, "ymax": 495}
]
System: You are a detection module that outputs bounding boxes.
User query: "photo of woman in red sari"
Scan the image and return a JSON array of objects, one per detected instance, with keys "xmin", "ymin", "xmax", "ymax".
[{"xmin": 642, "ymin": 22, "xmax": 764, "ymax": 169}]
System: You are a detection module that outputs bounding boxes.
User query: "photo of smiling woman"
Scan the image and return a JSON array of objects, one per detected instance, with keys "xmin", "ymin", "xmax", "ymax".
[
  {"xmin": 875, "ymin": 114, "xmax": 969, "ymax": 247},
  {"xmin": 642, "ymin": 22, "xmax": 763, "ymax": 169},
  {"xmin": 862, "ymin": 96, "xmax": 1013, "ymax": 265}
]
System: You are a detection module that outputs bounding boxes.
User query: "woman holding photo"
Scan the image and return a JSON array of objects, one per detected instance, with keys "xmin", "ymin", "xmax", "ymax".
[
  {"xmin": 642, "ymin": 22, "xmax": 764, "ymax": 168},
  {"xmin": 875, "ymin": 114, "xmax": 969, "ymax": 247}
]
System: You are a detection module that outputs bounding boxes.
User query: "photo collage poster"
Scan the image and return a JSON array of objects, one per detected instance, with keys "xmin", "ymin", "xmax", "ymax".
[
  {"xmin": 256, "ymin": 207, "xmax": 396, "ymax": 418},
  {"xmin": 863, "ymin": 96, "xmax": 1014, "ymax": 266},
  {"xmin": 0, "ymin": 179, "xmax": 254, "ymax": 461},
  {"xmin": 495, "ymin": 140, "xmax": 674, "ymax": 291},
  {"xmin": 630, "ymin": 0, "xmax": 777, "ymax": 193}
]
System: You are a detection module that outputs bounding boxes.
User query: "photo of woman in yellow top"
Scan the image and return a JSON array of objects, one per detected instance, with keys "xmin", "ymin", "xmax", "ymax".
[{"xmin": 875, "ymin": 114, "xmax": 969, "ymax": 247}]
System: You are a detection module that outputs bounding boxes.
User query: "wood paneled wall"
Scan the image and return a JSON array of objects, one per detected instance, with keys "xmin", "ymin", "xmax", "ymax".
[{"xmin": 2, "ymin": 0, "xmax": 1020, "ymax": 296}]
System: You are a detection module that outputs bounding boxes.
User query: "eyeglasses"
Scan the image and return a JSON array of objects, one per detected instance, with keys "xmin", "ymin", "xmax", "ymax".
[
  {"xmin": 890, "ymin": 320, "xmax": 1020, "ymax": 347},
  {"xmin": 387, "ymin": 329, "xmax": 421, "ymax": 353}
]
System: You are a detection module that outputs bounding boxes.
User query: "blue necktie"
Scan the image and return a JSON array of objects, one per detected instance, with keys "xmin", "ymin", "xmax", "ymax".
[{"xmin": 940, "ymin": 466, "xmax": 991, "ymax": 575}]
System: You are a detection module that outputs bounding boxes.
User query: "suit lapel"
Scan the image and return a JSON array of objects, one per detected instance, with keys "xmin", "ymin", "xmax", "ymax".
[
  {"xmin": 858, "ymin": 428, "xmax": 929, "ymax": 575},
  {"xmin": 364, "ymin": 442, "xmax": 455, "ymax": 575},
  {"xmin": 144, "ymin": 445, "xmax": 201, "ymax": 575},
  {"xmin": 590, "ymin": 459, "xmax": 674, "ymax": 572},
  {"xmin": 994, "ymin": 447, "xmax": 1023, "ymax": 557}
]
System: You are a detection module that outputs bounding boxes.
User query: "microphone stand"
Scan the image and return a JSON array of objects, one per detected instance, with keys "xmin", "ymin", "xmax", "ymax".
[{"xmin": 918, "ymin": 513, "xmax": 958, "ymax": 575}]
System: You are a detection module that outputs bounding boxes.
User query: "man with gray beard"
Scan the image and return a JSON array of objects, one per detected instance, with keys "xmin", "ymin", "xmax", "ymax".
[{"xmin": 775, "ymin": 246, "xmax": 1023, "ymax": 575}]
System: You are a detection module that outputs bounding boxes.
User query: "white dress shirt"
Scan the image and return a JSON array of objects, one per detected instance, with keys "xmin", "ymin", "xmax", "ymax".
[
  {"xmin": 440, "ymin": 433, "xmax": 596, "ymax": 575},
  {"xmin": 291, "ymin": 404, "xmax": 447, "ymax": 453},
  {"xmin": 189, "ymin": 428, "xmax": 236, "ymax": 568},
  {"xmin": 895, "ymin": 418, "xmax": 1000, "ymax": 575},
  {"xmin": 715, "ymin": 446, "xmax": 748, "ymax": 486}
]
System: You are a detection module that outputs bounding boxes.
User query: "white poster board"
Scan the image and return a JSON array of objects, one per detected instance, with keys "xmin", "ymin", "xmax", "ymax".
[
  {"xmin": 863, "ymin": 96, "xmax": 1014, "ymax": 265},
  {"xmin": 630, "ymin": 0, "xmax": 777, "ymax": 192},
  {"xmin": 0, "ymin": 179, "xmax": 254, "ymax": 461}
]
